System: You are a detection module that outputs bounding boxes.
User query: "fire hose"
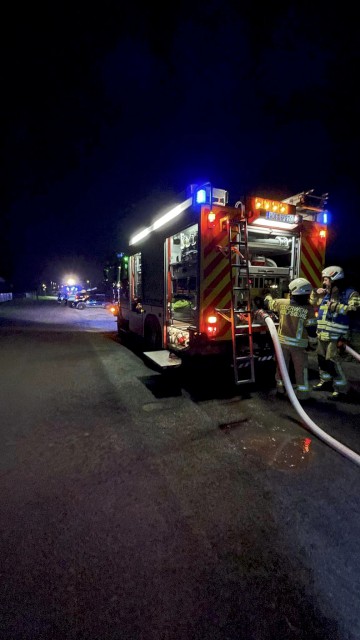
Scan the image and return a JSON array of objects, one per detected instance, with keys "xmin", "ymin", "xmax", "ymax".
[
  {"xmin": 339, "ymin": 340, "xmax": 360, "ymax": 363},
  {"xmin": 257, "ymin": 311, "xmax": 360, "ymax": 468}
]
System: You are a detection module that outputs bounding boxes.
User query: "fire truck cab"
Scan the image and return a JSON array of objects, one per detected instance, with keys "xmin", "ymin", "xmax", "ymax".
[{"xmin": 116, "ymin": 184, "xmax": 328, "ymax": 383}]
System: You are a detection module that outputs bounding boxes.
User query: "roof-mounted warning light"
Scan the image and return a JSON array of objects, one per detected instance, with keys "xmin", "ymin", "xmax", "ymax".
[
  {"xmin": 318, "ymin": 210, "xmax": 330, "ymax": 225},
  {"xmin": 191, "ymin": 183, "xmax": 228, "ymax": 207},
  {"xmin": 196, "ymin": 187, "xmax": 210, "ymax": 204}
]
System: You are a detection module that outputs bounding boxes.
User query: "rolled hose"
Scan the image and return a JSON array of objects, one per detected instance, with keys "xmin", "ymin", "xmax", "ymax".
[{"xmin": 261, "ymin": 312, "xmax": 360, "ymax": 467}]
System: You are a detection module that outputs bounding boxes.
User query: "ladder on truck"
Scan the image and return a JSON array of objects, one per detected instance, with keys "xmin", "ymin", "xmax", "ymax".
[{"xmin": 227, "ymin": 214, "xmax": 255, "ymax": 385}]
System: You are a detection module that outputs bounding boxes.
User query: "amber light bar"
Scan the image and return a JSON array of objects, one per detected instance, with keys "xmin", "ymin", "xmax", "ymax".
[{"xmin": 252, "ymin": 197, "xmax": 296, "ymax": 216}]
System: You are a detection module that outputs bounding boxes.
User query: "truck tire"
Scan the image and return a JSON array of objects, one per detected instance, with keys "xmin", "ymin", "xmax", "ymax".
[
  {"xmin": 76, "ymin": 302, "xmax": 86, "ymax": 310},
  {"xmin": 144, "ymin": 317, "xmax": 162, "ymax": 351}
]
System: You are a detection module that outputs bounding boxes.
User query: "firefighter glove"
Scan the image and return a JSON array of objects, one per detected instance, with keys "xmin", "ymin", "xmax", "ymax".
[{"xmin": 263, "ymin": 294, "xmax": 273, "ymax": 311}]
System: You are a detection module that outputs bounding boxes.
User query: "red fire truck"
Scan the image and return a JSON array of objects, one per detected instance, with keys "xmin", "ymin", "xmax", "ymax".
[{"xmin": 115, "ymin": 183, "xmax": 328, "ymax": 384}]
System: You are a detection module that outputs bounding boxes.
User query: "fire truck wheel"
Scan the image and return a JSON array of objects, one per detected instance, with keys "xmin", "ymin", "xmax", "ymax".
[{"xmin": 144, "ymin": 317, "xmax": 162, "ymax": 351}]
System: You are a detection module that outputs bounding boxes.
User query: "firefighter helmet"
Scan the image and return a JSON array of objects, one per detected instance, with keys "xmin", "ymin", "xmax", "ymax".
[
  {"xmin": 289, "ymin": 278, "xmax": 312, "ymax": 296},
  {"xmin": 322, "ymin": 265, "xmax": 344, "ymax": 281}
]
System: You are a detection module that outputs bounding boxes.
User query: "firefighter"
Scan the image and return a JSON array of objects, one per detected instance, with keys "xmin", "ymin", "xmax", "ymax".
[
  {"xmin": 264, "ymin": 278, "xmax": 317, "ymax": 400},
  {"xmin": 311, "ymin": 265, "xmax": 360, "ymax": 399}
]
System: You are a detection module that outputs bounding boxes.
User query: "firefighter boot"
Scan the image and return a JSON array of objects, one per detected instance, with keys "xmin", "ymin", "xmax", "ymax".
[
  {"xmin": 329, "ymin": 383, "xmax": 349, "ymax": 401},
  {"xmin": 329, "ymin": 366, "xmax": 349, "ymax": 400},
  {"xmin": 312, "ymin": 380, "xmax": 332, "ymax": 391},
  {"xmin": 275, "ymin": 381, "xmax": 286, "ymax": 398},
  {"xmin": 329, "ymin": 390, "xmax": 348, "ymax": 401}
]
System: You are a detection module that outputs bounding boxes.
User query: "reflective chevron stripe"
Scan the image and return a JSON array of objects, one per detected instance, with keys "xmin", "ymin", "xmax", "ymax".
[
  {"xmin": 200, "ymin": 206, "xmax": 233, "ymax": 340},
  {"xmin": 300, "ymin": 222, "xmax": 326, "ymax": 287}
]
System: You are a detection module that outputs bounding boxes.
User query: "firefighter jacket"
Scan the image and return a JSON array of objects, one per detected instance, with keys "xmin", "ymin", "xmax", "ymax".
[
  {"xmin": 265, "ymin": 296, "xmax": 317, "ymax": 348},
  {"xmin": 316, "ymin": 287, "xmax": 360, "ymax": 341},
  {"xmin": 310, "ymin": 288, "xmax": 326, "ymax": 307}
]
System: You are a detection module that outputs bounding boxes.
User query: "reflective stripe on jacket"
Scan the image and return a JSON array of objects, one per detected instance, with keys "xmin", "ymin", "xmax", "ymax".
[
  {"xmin": 317, "ymin": 288, "xmax": 360, "ymax": 341},
  {"xmin": 266, "ymin": 296, "xmax": 316, "ymax": 348}
]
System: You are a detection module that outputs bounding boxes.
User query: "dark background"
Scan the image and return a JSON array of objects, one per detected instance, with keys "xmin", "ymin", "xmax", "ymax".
[{"xmin": 1, "ymin": 2, "xmax": 359, "ymax": 290}]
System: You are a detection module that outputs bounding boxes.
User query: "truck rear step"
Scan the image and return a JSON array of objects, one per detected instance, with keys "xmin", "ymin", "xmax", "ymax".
[{"xmin": 144, "ymin": 350, "xmax": 182, "ymax": 369}]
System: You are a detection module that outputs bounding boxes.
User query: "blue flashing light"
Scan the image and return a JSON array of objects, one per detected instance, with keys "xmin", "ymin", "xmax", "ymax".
[
  {"xmin": 196, "ymin": 188, "xmax": 207, "ymax": 204},
  {"xmin": 193, "ymin": 183, "xmax": 212, "ymax": 206},
  {"xmin": 320, "ymin": 210, "xmax": 330, "ymax": 225}
]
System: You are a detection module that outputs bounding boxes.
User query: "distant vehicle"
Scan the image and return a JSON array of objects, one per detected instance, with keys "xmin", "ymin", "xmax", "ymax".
[
  {"xmin": 58, "ymin": 284, "xmax": 83, "ymax": 305},
  {"xmin": 74, "ymin": 293, "xmax": 114, "ymax": 310},
  {"xmin": 67, "ymin": 290, "xmax": 87, "ymax": 307}
]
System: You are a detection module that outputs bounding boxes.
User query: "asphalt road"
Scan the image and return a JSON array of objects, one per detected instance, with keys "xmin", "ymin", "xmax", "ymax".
[{"xmin": 0, "ymin": 297, "xmax": 359, "ymax": 640}]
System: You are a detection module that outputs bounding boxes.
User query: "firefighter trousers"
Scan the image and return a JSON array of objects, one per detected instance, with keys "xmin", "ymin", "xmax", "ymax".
[
  {"xmin": 316, "ymin": 339, "xmax": 348, "ymax": 393},
  {"xmin": 275, "ymin": 345, "xmax": 310, "ymax": 400}
]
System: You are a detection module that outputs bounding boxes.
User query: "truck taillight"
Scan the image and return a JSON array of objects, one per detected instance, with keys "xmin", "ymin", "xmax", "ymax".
[
  {"xmin": 207, "ymin": 211, "xmax": 216, "ymax": 229},
  {"xmin": 319, "ymin": 229, "xmax": 326, "ymax": 239},
  {"xmin": 206, "ymin": 315, "xmax": 217, "ymax": 336}
]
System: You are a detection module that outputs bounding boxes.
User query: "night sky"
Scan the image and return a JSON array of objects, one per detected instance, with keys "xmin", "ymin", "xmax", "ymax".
[{"xmin": 1, "ymin": 3, "xmax": 359, "ymax": 289}]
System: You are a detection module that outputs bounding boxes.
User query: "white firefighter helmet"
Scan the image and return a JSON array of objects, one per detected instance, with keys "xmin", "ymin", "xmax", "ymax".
[
  {"xmin": 322, "ymin": 265, "xmax": 344, "ymax": 281},
  {"xmin": 289, "ymin": 277, "xmax": 312, "ymax": 296}
]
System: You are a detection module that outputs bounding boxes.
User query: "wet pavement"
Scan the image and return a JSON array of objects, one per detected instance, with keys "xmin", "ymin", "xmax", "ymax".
[{"xmin": 0, "ymin": 298, "xmax": 359, "ymax": 639}]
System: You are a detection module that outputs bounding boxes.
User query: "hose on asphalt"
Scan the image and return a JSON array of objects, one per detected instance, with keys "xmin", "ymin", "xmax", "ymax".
[
  {"xmin": 344, "ymin": 344, "xmax": 360, "ymax": 363},
  {"xmin": 258, "ymin": 312, "xmax": 360, "ymax": 468}
]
